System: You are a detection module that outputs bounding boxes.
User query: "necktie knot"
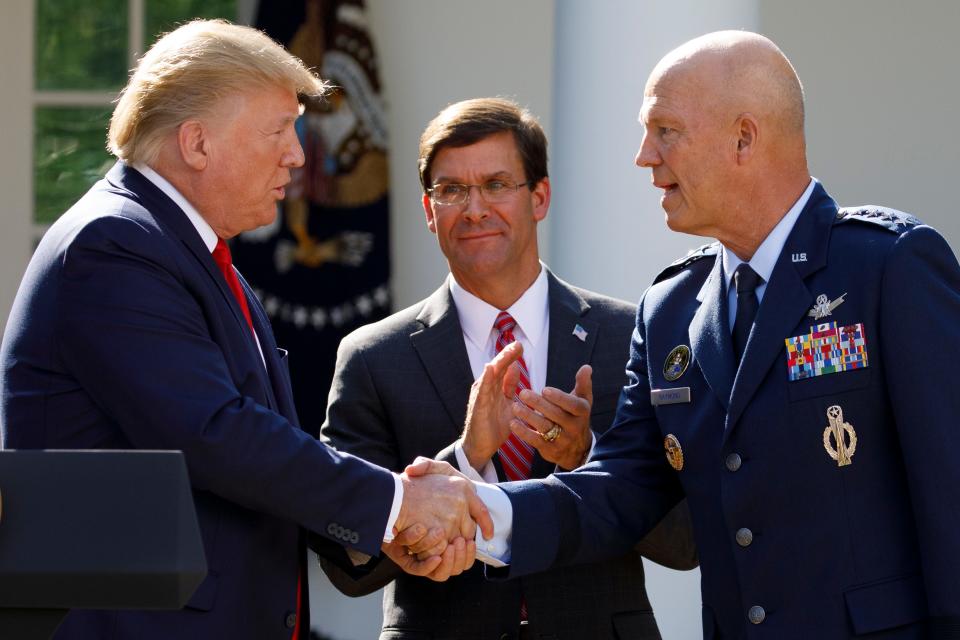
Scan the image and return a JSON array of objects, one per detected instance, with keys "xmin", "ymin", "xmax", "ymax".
[
  {"xmin": 494, "ymin": 311, "xmax": 517, "ymax": 335},
  {"xmin": 734, "ymin": 263, "xmax": 762, "ymax": 294},
  {"xmin": 212, "ymin": 238, "xmax": 233, "ymax": 271}
]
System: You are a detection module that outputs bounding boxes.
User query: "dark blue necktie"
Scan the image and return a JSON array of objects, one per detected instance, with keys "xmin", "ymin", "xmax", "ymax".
[{"xmin": 732, "ymin": 264, "xmax": 762, "ymax": 362}]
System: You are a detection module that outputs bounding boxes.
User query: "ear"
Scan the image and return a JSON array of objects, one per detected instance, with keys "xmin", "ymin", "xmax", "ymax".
[
  {"xmin": 422, "ymin": 193, "xmax": 438, "ymax": 234},
  {"xmin": 177, "ymin": 120, "xmax": 209, "ymax": 171},
  {"xmin": 734, "ymin": 113, "xmax": 759, "ymax": 164},
  {"xmin": 530, "ymin": 177, "xmax": 551, "ymax": 222}
]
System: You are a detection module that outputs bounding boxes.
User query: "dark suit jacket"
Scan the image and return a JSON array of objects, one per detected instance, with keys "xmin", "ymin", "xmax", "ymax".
[
  {"xmin": 318, "ymin": 272, "xmax": 696, "ymax": 640},
  {"xmin": 502, "ymin": 183, "xmax": 960, "ymax": 639},
  {"xmin": 0, "ymin": 162, "xmax": 396, "ymax": 640}
]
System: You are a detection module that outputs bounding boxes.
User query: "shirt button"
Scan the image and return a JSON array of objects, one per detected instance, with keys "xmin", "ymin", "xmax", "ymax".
[
  {"xmin": 736, "ymin": 527, "xmax": 754, "ymax": 547},
  {"xmin": 725, "ymin": 453, "xmax": 742, "ymax": 471},
  {"xmin": 748, "ymin": 605, "xmax": 766, "ymax": 624},
  {"xmin": 284, "ymin": 612, "xmax": 297, "ymax": 629}
]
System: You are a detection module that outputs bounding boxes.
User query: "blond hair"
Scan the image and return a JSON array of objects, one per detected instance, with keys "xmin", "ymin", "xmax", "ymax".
[{"xmin": 109, "ymin": 19, "xmax": 328, "ymax": 165}]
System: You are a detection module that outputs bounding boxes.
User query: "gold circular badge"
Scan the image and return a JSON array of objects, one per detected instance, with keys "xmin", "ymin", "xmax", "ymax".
[
  {"xmin": 664, "ymin": 434, "xmax": 684, "ymax": 471},
  {"xmin": 663, "ymin": 345, "xmax": 691, "ymax": 381}
]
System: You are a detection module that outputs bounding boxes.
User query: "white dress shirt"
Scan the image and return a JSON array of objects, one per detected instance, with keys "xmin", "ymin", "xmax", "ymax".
[
  {"xmin": 450, "ymin": 266, "xmax": 550, "ymax": 483},
  {"xmin": 722, "ymin": 178, "xmax": 815, "ymax": 325}
]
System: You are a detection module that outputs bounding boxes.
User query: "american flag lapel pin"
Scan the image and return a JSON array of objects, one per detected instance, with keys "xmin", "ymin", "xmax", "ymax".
[{"xmin": 573, "ymin": 324, "xmax": 588, "ymax": 342}]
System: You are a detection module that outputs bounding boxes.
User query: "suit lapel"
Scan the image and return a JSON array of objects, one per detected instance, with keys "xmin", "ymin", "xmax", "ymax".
[
  {"xmin": 410, "ymin": 282, "xmax": 475, "ymax": 439},
  {"xmin": 724, "ymin": 184, "xmax": 838, "ymax": 434},
  {"xmin": 239, "ymin": 273, "xmax": 284, "ymax": 415},
  {"xmin": 688, "ymin": 255, "xmax": 736, "ymax": 410},
  {"xmin": 530, "ymin": 272, "xmax": 598, "ymax": 478},
  {"xmin": 109, "ymin": 163, "xmax": 277, "ymax": 405}
]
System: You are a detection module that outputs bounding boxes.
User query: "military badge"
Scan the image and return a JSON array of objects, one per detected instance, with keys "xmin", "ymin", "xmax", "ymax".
[
  {"xmin": 663, "ymin": 345, "xmax": 691, "ymax": 381},
  {"xmin": 807, "ymin": 292, "xmax": 847, "ymax": 320},
  {"xmin": 785, "ymin": 321, "xmax": 868, "ymax": 381},
  {"xmin": 664, "ymin": 434, "xmax": 684, "ymax": 471},
  {"xmin": 822, "ymin": 405, "xmax": 857, "ymax": 466}
]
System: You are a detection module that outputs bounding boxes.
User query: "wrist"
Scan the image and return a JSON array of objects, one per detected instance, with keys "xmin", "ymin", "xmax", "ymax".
[{"xmin": 461, "ymin": 437, "xmax": 494, "ymax": 471}]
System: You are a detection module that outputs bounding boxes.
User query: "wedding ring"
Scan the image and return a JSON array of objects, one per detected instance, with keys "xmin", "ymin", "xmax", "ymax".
[{"xmin": 542, "ymin": 423, "xmax": 562, "ymax": 442}]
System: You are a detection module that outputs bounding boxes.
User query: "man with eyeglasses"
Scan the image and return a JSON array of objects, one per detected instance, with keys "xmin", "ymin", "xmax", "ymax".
[{"xmin": 316, "ymin": 98, "xmax": 696, "ymax": 640}]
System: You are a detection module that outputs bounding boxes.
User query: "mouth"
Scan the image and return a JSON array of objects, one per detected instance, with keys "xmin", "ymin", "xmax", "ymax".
[
  {"xmin": 272, "ymin": 184, "xmax": 288, "ymax": 199},
  {"xmin": 458, "ymin": 231, "xmax": 501, "ymax": 241},
  {"xmin": 653, "ymin": 180, "xmax": 678, "ymax": 194}
]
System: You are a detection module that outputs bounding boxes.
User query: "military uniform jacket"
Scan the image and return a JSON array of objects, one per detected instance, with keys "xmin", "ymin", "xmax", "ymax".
[
  {"xmin": 317, "ymin": 271, "xmax": 697, "ymax": 640},
  {"xmin": 502, "ymin": 183, "xmax": 960, "ymax": 639}
]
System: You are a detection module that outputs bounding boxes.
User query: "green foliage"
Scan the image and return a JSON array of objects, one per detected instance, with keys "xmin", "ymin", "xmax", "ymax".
[
  {"xmin": 35, "ymin": 0, "xmax": 128, "ymax": 91},
  {"xmin": 146, "ymin": 0, "xmax": 238, "ymax": 40},
  {"xmin": 34, "ymin": 107, "xmax": 115, "ymax": 224}
]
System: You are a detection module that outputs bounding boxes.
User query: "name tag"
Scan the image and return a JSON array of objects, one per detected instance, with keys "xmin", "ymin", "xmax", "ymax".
[{"xmin": 650, "ymin": 387, "xmax": 691, "ymax": 406}]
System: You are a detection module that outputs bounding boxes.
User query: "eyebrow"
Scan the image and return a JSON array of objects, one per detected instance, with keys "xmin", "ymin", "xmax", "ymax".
[{"xmin": 432, "ymin": 170, "xmax": 515, "ymax": 184}]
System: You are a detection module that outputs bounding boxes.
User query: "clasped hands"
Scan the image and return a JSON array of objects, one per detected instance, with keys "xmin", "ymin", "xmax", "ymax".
[{"xmin": 383, "ymin": 341, "xmax": 594, "ymax": 582}]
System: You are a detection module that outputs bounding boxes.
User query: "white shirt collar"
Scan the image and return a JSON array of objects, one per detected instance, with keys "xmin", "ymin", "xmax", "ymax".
[
  {"xmin": 133, "ymin": 163, "xmax": 220, "ymax": 252},
  {"xmin": 449, "ymin": 264, "xmax": 549, "ymax": 353},
  {"xmin": 722, "ymin": 178, "xmax": 816, "ymax": 290}
]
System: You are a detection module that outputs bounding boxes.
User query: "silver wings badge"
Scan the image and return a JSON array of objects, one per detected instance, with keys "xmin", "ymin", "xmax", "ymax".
[{"xmin": 807, "ymin": 292, "xmax": 847, "ymax": 320}]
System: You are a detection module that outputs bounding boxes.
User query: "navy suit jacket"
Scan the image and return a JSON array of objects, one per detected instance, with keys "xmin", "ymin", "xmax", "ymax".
[
  {"xmin": 501, "ymin": 183, "xmax": 960, "ymax": 639},
  {"xmin": 0, "ymin": 162, "xmax": 395, "ymax": 639}
]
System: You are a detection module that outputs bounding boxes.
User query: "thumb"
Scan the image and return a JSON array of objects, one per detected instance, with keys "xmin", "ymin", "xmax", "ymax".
[
  {"xmin": 404, "ymin": 456, "xmax": 438, "ymax": 477},
  {"xmin": 573, "ymin": 364, "xmax": 593, "ymax": 406}
]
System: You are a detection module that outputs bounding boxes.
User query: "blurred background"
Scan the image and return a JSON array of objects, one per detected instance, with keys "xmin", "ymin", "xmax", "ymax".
[{"xmin": 3, "ymin": 1, "xmax": 958, "ymax": 637}]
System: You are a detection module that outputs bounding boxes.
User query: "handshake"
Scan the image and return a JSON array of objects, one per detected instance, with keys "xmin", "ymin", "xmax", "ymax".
[
  {"xmin": 379, "ymin": 341, "xmax": 594, "ymax": 582},
  {"xmin": 384, "ymin": 456, "xmax": 493, "ymax": 582}
]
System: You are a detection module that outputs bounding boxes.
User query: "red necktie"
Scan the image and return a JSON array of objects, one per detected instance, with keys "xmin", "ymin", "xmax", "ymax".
[
  {"xmin": 494, "ymin": 312, "xmax": 535, "ymax": 481},
  {"xmin": 212, "ymin": 238, "xmax": 255, "ymax": 337},
  {"xmin": 214, "ymin": 239, "xmax": 302, "ymax": 638}
]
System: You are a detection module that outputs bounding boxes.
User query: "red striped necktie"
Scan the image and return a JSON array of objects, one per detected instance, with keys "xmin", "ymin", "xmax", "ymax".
[{"xmin": 494, "ymin": 311, "xmax": 535, "ymax": 481}]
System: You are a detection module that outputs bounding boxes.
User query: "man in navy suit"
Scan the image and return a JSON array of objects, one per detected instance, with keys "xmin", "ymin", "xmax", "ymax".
[
  {"xmin": 412, "ymin": 30, "xmax": 960, "ymax": 638},
  {"xmin": 0, "ymin": 19, "xmax": 488, "ymax": 640}
]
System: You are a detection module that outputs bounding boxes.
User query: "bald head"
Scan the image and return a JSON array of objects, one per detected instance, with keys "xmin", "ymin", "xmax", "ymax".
[
  {"xmin": 636, "ymin": 31, "xmax": 811, "ymax": 258},
  {"xmin": 649, "ymin": 31, "xmax": 805, "ymax": 140}
]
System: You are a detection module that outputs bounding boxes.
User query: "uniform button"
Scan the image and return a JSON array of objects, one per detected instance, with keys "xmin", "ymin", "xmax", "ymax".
[
  {"xmin": 326, "ymin": 523, "xmax": 337, "ymax": 535},
  {"xmin": 725, "ymin": 453, "xmax": 742, "ymax": 471},
  {"xmin": 748, "ymin": 605, "xmax": 765, "ymax": 624},
  {"xmin": 736, "ymin": 527, "xmax": 753, "ymax": 547},
  {"xmin": 284, "ymin": 612, "xmax": 297, "ymax": 629}
]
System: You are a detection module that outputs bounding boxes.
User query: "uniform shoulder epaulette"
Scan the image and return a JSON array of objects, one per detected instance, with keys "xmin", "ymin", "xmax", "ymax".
[
  {"xmin": 653, "ymin": 242, "xmax": 719, "ymax": 284},
  {"xmin": 834, "ymin": 206, "xmax": 922, "ymax": 234}
]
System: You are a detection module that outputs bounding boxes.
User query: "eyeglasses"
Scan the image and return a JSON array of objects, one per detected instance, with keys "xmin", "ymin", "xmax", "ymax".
[{"xmin": 427, "ymin": 178, "xmax": 534, "ymax": 206}]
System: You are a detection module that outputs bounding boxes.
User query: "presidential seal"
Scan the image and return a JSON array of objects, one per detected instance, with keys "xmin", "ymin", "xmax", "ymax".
[
  {"xmin": 663, "ymin": 345, "xmax": 691, "ymax": 382},
  {"xmin": 664, "ymin": 434, "xmax": 684, "ymax": 471}
]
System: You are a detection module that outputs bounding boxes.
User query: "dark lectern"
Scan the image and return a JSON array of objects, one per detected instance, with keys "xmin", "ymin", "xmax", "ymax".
[{"xmin": 0, "ymin": 450, "xmax": 207, "ymax": 639}]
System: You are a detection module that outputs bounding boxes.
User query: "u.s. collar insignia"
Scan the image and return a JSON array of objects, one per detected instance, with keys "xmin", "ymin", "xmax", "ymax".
[
  {"xmin": 807, "ymin": 292, "xmax": 847, "ymax": 320},
  {"xmin": 664, "ymin": 434, "xmax": 684, "ymax": 471},
  {"xmin": 822, "ymin": 405, "xmax": 857, "ymax": 467},
  {"xmin": 663, "ymin": 345, "xmax": 691, "ymax": 381}
]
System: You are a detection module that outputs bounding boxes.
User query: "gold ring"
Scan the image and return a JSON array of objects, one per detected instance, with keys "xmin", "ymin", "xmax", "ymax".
[{"xmin": 542, "ymin": 423, "xmax": 562, "ymax": 443}]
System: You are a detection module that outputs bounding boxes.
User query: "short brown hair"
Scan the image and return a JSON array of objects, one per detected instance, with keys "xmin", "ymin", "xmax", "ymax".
[
  {"xmin": 418, "ymin": 98, "xmax": 548, "ymax": 191},
  {"xmin": 109, "ymin": 19, "xmax": 328, "ymax": 165}
]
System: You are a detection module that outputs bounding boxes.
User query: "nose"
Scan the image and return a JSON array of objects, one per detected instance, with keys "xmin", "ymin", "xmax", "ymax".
[
  {"xmin": 462, "ymin": 185, "xmax": 489, "ymax": 222},
  {"xmin": 282, "ymin": 132, "xmax": 305, "ymax": 168},
  {"xmin": 635, "ymin": 131, "xmax": 659, "ymax": 168}
]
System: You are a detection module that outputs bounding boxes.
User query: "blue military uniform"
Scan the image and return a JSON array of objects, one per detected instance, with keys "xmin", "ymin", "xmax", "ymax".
[{"xmin": 503, "ymin": 182, "xmax": 960, "ymax": 638}]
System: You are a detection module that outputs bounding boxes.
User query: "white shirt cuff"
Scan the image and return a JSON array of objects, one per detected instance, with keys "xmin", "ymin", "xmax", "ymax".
[
  {"xmin": 473, "ymin": 482, "xmax": 513, "ymax": 565},
  {"xmin": 382, "ymin": 473, "xmax": 404, "ymax": 543},
  {"xmin": 454, "ymin": 440, "xmax": 500, "ymax": 483}
]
